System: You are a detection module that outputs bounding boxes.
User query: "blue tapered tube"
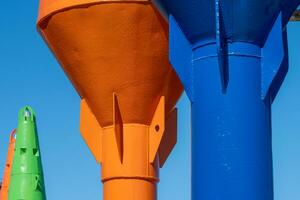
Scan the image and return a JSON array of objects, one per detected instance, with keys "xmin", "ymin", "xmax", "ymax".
[
  {"xmin": 191, "ymin": 43, "xmax": 273, "ymax": 199},
  {"xmin": 151, "ymin": 0, "xmax": 300, "ymax": 199}
]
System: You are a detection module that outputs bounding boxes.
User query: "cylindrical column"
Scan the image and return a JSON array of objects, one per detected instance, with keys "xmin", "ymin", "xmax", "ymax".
[
  {"xmin": 102, "ymin": 124, "xmax": 158, "ymax": 200},
  {"xmin": 0, "ymin": 130, "xmax": 16, "ymax": 200},
  {"xmin": 191, "ymin": 43, "xmax": 273, "ymax": 199}
]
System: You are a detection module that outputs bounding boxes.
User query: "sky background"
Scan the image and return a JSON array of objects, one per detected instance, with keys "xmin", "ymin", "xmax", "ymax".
[{"xmin": 0, "ymin": 1, "xmax": 299, "ymax": 200}]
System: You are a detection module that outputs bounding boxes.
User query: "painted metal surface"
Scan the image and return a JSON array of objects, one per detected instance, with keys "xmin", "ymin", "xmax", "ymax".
[
  {"xmin": 0, "ymin": 130, "xmax": 16, "ymax": 200},
  {"xmin": 37, "ymin": 1, "xmax": 182, "ymax": 199},
  {"xmin": 152, "ymin": 0, "xmax": 300, "ymax": 199},
  {"xmin": 9, "ymin": 107, "xmax": 46, "ymax": 200}
]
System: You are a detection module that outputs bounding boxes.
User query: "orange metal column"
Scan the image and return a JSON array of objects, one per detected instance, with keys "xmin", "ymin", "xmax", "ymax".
[
  {"xmin": 0, "ymin": 130, "xmax": 16, "ymax": 200},
  {"xmin": 37, "ymin": 1, "xmax": 183, "ymax": 199},
  {"xmin": 80, "ymin": 96, "xmax": 178, "ymax": 200},
  {"xmin": 102, "ymin": 125, "xmax": 158, "ymax": 199}
]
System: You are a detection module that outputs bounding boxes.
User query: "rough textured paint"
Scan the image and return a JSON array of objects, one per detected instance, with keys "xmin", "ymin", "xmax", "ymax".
[{"xmin": 37, "ymin": 1, "xmax": 183, "ymax": 199}]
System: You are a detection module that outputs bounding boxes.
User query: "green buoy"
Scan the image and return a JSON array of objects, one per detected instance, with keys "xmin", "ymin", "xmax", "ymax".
[{"xmin": 9, "ymin": 106, "xmax": 46, "ymax": 200}]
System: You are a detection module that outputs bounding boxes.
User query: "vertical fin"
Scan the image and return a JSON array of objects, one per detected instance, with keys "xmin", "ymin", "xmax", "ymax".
[
  {"xmin": 169, "ymin": 15, "xmax": 194, "ymax": 101},
  {"xmin": 149, "ymin": 97, "xmax": 165, "ymax": 164},
  {"xmin": 159, "ymin": 108, "xmax": 177, "ymax": 167},
  {"xmin": 262, "ymin": 12, "xmax": 285, "ymax": 100},
  {"xmin": 269, "ymin": 28, "xmax": 289, "ymax": 102},
  {"xmin": 215, "ymin": 0, "xmax": 229, "ymax": 92},
  {"xmin": 113, "ymin": 93, "xmax": 124, "ymax": 163},
  {"xmin": 80, "ymin": 99, "xmax": 102, "ymax": 163}
]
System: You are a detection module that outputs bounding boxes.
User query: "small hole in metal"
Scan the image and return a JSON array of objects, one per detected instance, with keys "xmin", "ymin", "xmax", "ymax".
[
  {"xmin": 155, "ymin": 125, "xmax": 160, "ymax": 132},
  {"xmin": 24, "ymin": 108, "xmax": 31, "ymax": 121}
]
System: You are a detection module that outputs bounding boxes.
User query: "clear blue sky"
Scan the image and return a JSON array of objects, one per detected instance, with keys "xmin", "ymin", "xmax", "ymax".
[{"xmin": 0, "ymin": 1, "xmax": 299, "ymax": 200}]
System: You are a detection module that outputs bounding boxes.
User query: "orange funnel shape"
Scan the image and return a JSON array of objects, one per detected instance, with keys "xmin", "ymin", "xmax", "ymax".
[
  {"xmin": 37, "ymin": 1, "xmax": 183, "ymax": 200},
  {"xmin": 0, "ymin": 130, "xmax": 16, "ymax": 200}
]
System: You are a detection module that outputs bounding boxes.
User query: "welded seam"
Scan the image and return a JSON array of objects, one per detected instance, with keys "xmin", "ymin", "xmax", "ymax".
[{"xmin": 192, "ymin": 52, "xmax": 262, "ymax": 62}]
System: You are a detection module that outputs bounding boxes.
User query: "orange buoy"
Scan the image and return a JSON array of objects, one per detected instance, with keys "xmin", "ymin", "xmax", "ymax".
[
  {"xmin": 37, "ymin": 1, "xmax": 183, "ymax": 199},
  {"xmin": 0, "ymin": 130, "xmax": 16, "ymax": 200}
]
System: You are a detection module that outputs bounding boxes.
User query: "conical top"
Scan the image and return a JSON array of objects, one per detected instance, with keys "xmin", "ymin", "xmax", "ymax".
[
  {"xmin": 9, "ymin": 107, "xmax": 46, "ymax": 200},
  {"xmin": 154, "ymin": 0, "xmax": 299, "ymax": 45},
  {"xmin": 37, "ymin": 0, "xmax": 183, "ymax": 127}
]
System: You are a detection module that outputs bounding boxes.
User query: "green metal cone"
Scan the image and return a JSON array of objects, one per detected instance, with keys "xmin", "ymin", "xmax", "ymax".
[{"xmin": 9, "ymin": 106, "xmax": 46, "ymax": 200}]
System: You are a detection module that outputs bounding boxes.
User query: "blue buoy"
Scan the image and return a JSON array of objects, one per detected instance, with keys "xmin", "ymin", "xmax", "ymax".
[{"xmin": 153, "ymin": 1, "xmax": 300, "ymax": 199}]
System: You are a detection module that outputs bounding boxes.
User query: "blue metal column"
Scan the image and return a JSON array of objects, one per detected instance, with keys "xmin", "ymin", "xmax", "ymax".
[
  {"xmin": 169, "ymin": 15, "xmax": 286, "ymax": 199},
  {"xmin": 151, "ymin": 0, "xmax": 300, "ymax": 199},
  {"xmin": 191, "ymin": 43, "xmax": 273, "ymax": 199}
]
